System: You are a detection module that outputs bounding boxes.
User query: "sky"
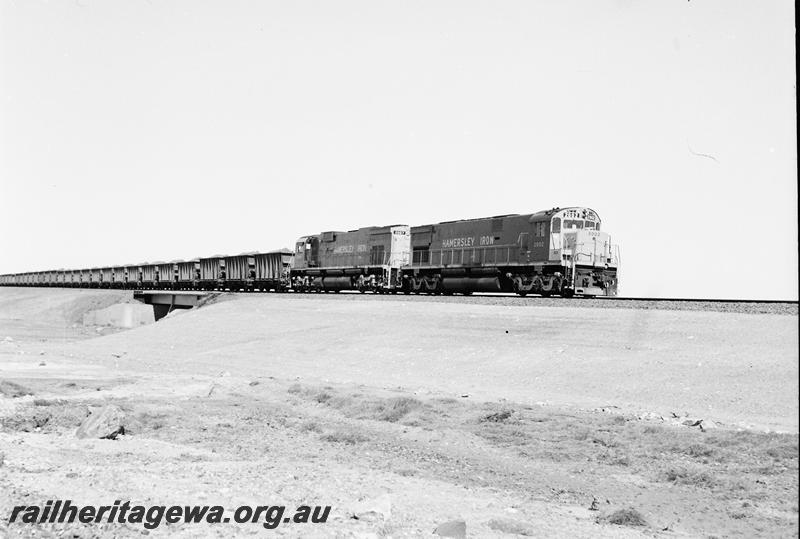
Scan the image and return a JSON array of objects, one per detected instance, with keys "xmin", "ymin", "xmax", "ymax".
[{"xmin": 0, "ymin": 0, "xmax": 796, "ymax": 299}]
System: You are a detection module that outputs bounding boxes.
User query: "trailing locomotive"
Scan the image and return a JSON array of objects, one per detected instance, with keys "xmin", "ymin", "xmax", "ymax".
[
  {"xmin": 0, "ymin": 207, "xmax": 620, "ymax": 297},
  {"xmin": 291, "ymin": 225, "xmax": 410, "ymax": 293}
]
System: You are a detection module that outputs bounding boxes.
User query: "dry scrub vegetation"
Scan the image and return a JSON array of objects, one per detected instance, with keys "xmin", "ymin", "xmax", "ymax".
[
  {"xmin": 2, "ymin": 378, "xmax": 797, "ymax": 536},
  {"xmin": 288, "ymin": 383, "xmax": 797, "ymax": 491},
  {"xmin": 284, "ymin": 383, "xmax": 798, "ymax": 531}
]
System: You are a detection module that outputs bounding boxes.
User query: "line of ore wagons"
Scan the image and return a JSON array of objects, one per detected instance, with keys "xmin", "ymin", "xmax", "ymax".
[{"xmin": 0, "ymin": 251, "xmax": 294, "ymax": 291}]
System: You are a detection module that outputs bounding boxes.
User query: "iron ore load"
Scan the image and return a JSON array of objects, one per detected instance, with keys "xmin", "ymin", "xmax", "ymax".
[{"xmin": 0, "ymin": 207, "xmax": 620, "ymax": 297}]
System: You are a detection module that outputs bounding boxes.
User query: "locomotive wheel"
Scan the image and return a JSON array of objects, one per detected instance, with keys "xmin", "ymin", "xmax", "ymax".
[
  {"xmin": 531, "ymin": 276, "xmax": 543, "ymax": 294},
  {"xmin": 551, "ymin": 276, "xmax": 563, "ymax": 296}
]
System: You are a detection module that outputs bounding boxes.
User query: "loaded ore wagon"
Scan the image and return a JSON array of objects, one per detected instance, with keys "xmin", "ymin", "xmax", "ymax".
[
  {"xmin": 140, "ymin": 264, "xmax": 158, "ymax": 289},
  {"xmin": 88, "ymin": 268, "xmax": 101, "ymax": 288},
  {"xmin": 110, "ymin": 266, "xmax": 124, "ymax": 288},
  {"xmin": 177, "ymin": 260, "xmax": 200, "ymax": 290},
  {"xmin": 124, "ymin": 265, "xmax": 141, "ymax": 288},
  {"xmin": 157, "ymin": 262, "xmax": 177, "ymax": 289},
  {"xmin": 199, "ymin": 256, "xmax": 224, "ymax": 290},
  {"xmin": 223, "ymin": 254, "xmax": 254, "ymax": 291},
  {"xmin": 254, "ymin": 250, "xmax": 293, "ymax": 291},
  {"xmin": 101, "ymin": 267, "xmax": 114, "ymax": 288}
]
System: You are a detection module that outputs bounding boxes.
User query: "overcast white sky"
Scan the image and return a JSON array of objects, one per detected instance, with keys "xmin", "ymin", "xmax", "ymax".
[{"xmin": 1, "ymin": 1, "xmax": 796, "ymax": 299}]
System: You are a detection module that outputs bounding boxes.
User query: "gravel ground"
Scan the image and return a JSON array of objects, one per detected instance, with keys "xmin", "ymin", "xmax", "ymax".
[{"xmin": 1, "ymin": 288, "xmax": 797, "ymax": 538}]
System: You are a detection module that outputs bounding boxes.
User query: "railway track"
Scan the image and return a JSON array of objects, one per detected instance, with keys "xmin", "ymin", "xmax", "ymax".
[
  {"xmin": 2, "ymin": 285, "xmax": 795, "ymax": 314},
  {"xmin": 597, "ymin": 296, "xmax": 797, "ymax": 305},
  {"xmin": 126, "ymin": 287, "xmax": 797, "ymax": 315},
  {"xmin": 294, "ymin": 292, "xmax": 798, "ymax": 315}
]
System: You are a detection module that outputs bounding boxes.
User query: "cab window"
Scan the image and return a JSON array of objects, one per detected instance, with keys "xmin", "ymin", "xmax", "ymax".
[
  {"xmin": 564, "ymin": 219, "xmax": 583, "ymax": 229},
  {"xmin": 552, "ymin": 218, "xmax": 561, "ymax": 233}
]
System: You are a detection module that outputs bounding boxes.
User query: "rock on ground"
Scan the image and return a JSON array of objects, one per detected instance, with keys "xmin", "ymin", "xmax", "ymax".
[
  {"xmin": 487, "ymin": 517, "xmax": 536, "ymax": 535},
  {"xmin": 75, "ymin": 404, "xmax": 126, "ymax": 439},
  {"xmin": 434, "ymin": 519, "xmax": 466, "ymax": 538}
]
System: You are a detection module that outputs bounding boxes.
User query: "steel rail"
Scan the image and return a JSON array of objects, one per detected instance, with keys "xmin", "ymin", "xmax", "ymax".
[{"xmin": 0, "ymin": 285, "xmax": 796, "ymax": 304}]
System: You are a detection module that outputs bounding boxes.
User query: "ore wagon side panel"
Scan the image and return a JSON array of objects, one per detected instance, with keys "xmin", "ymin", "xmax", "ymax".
[
  {"xmin": 223, "ymin": 256, "xmax": 252, "ymax": 281},
  {"xmin": 199, "ymin": 258, "xmax": 223, "ymax": 281},
  {"xmin": 125, "ymin": 266, "xmax": 141, "ymax": 286},
  {"xmin": 254, "ymin": 252, "xmax": 285, "ymax": 280},
  {"xmin": 157, "ymin": 263, "xmax": 176, "ymax": 286},
  {"xmin": 141, "ymin": 265, "xmax": 157, "ymax": 284},
  {"xmin": 177, "ymin": 261, "xmax": 199, "ymax": 283},
  {"xmin": 110, "ymin": 267, "xmax": 123, "ymax": 287},
  {"xmin": 101, "ymin": 267, "xmax": 113, "ymax": 286},
  {"xmin": 89, "ymin": 268, "xmax": 101, "ymax": 286}
]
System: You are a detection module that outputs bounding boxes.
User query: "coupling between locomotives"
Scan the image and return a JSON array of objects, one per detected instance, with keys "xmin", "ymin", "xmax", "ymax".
[{"xmin": 0, "ymin": 207, "xmax": 620, "ymax": 297}]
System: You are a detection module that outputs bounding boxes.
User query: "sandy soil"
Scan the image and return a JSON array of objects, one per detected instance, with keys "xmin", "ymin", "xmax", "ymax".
[{"xmin": 0, "ymin": 288, "xmax": 797, "ymax": 538}]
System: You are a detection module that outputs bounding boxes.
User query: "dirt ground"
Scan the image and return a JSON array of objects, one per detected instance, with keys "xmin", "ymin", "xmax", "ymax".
[{"xmin": 0, "ymin": 288, "xmax": 797, "ymax": 538}]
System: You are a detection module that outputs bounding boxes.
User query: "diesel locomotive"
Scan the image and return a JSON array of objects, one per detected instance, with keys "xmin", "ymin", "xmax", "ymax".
[
  {"xmin": 291, "ymin": 207, "xmax": 619, "ymax": 297},
  {"xmin": 0, "ymin": 207, "xmax": 620, "ymax": 297}
]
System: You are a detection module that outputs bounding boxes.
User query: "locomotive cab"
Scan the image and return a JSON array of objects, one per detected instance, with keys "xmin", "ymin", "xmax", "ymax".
[
  {"xmin": 293, "ymin": 236, "xmax": 320, "ymax": 270},
  {"xmin": 548, "ymin": 208, "xmax": 619, "ymax": 296}
]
